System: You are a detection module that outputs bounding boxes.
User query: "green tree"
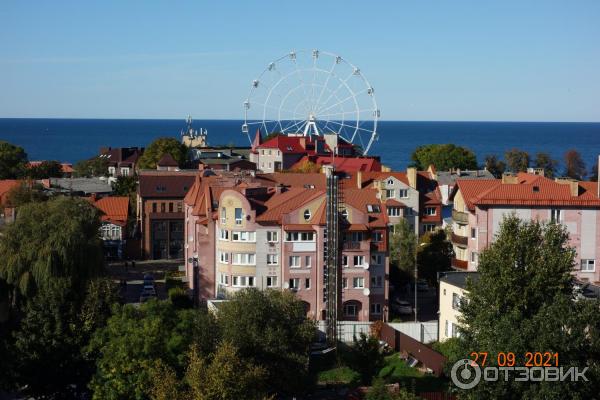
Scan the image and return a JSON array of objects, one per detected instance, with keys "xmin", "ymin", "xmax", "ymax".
[
  {"xmin": 504, "ymin": 148, "xmax": 530, "ymax": 172},
  {"xmin": 564, "ymin": 149, "xmax": 587, "ymax": 180},
  {"xmin": 350, "ymin": 333, "xmax": 384, "ymax": 385},
  {"xmin": 137, "ymin": 137, "xmax": 187, "ymax": 170},
  {"xmin": 112, "ymin": 175, "xmax": 138, "ymax": 215},
  {"xmin": 483, "ymin": 154, "xmax": 505, "ymax": 178},
  {"xmin": 417, "ymin": 230, "xmax": 453, "ymax": 286},
  {"xmin": 389, "ymin": 219, "xmax": 417, "ymax": 278},
  {"xmin": 534, "ymin": 152, "xmax": 558, "ymax": 178},
  {"xmin": 0, "ymin": 140, "xmax": 27, "ymax": 179},
  {"xmin": 217, "ymin": 288, "xmax": 315, "ymax": 395},
  {"xmin": 457, "ymin": 216, "xmax": 600, "ymax": 399},
  {"xmin": 0, "ymin": 196, "xmax": 104, "ymax": 306},
  {"xmin": 88, "ymin": 301, "xmax": 218, "ymax": 400},
  {"xmin": 27, "ymin": 160, "xmax": 63, "ymax": 179},
  {"xmin": 410, "ymin": 144, "xmax": 477, "ymax": 171},
  {"xmin": 73, "ymin": 156, "xmax": 109, "ymax": 177},
  {"xmin": 185, "ymin": 342, "xmax": 268, "ymax": 400},
  {"xmin": 366, "ymin": 378, "xmax": 420, "ymax": 400}
]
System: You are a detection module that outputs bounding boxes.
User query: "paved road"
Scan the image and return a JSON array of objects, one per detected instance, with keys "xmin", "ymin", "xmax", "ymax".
[
  {"xmin": 391, "ymin": 285, "xmax": 439, "ymax": 322},
  {"xmin": 107, "ymin": 260, "xmax": 183, "ymax": 304}
]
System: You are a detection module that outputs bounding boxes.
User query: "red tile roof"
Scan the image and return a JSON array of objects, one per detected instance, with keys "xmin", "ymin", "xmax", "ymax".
[
  {"xmin": 454, "ymin": 174, "xmax": 600, "ymax": 210},
  {"xmin": 292, "ymin": 156, "xmax": 382, "ymax": 172},
  {"xmin": 27, "ymin": 161, "xmax": 74, "ymax": 174},
  {"xmin": 89, "ymin": 196, "xmax": 129, "ymax": 226},
  {"xmin": 157, "ymin": 153, "xmax": 179, "ymax": 167},
  {"xmin": 257, "ymin": 135, "xmax": 307, "ymax": 154},
  {"xmin": 138, "ymin": 172, "xmax": 196, "ymax": 198}
]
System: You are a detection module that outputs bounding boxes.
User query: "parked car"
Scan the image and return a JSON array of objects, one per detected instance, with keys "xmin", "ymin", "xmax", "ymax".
[
  {"xmin": 392, "ymin": 299, "xmax": 413, "ymax": 315},
  {"xmin": 417, "ymin": 279, "xmax": 429, "ymax": 292}
]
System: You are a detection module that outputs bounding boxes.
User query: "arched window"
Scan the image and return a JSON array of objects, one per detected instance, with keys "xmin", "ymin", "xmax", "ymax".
[
  {"xmin": 303, "ymin": 209, "xmax": 311, "ymax": 221},
  {"xmin": 387, "ymin": 178, "xmax": 394, "ymax": 185}
]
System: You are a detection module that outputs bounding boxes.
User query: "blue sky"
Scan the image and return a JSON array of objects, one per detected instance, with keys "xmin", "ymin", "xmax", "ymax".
[{"xmin": 1, "ymin": 1, "xmax": 599, "ymax": 121}]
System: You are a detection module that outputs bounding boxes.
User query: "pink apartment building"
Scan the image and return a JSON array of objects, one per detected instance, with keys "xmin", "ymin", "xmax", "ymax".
[
  {"xmin": 449, "ymin": 171, "xmax": 600, "ymax": 284},
  {"xmin": 183, "ymin": 171, "xmax": 390, "ymax": 321}
]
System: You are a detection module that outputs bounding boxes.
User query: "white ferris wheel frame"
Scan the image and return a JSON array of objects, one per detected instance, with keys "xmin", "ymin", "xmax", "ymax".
[{"xmin": 242, "ymin": 49, "xmax": 380, "ymax": 155}]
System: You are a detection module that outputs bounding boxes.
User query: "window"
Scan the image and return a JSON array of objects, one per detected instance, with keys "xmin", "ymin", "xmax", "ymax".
[
  {"xmin": 232, "ymin": 253, "xmax": 256, "ymax": 265},
  {"xmin": 551, "ymin": 209, "xmax": 562, "ymax": 223},
  {"xmin": 303, "ymin": 209, "xmax": 311, "ymax": 221},
  {"xmin": 344, "ymin": 303, "xmax": 357, "ymax": 316},
  {"xmin": 371, "ymin": 275, "xmax": 383, "ymax": 288},
  {"xmin": 267, "ymin": 254, "xmax": 279, "ymax": 265},
  {"xmin": 443, "ymin": 288, "xmax": 446, "ymax": 295},
  {"xmin": 385, "ymin": 189, "xmax": 395, "ymax": 198},
  {"xmin": 387, "ymin": 179, "xmax": 394, "ymax": 185},
  {"xmin": 232, "ymin": 231, "xmax": 256, "ymax": 242},
  {"xmin": 219, "ymin": 228, "xmax": 229, "ymax": 240},
  {"xmin": 423, "ymin": 224, "xmax": 436, "ymax": 232},
  {"xmin": 177, "ymin": 202, "xmax": 182, "ymax": 212},
  {"xmin": 399, "ymin": 189, "xmax": 409, "ymax": 198},
  {"xmin": 341, "ymin": 208, "xmax": 348, "ymax": 219},
  {"xmin": 268, "ymin": 162, "xmax": 272, "ymax": 169},
  {"xmin": 169, "ymin": 202, "xmax": 173, "ymax": 213},
  {"xmin": 370, "ymin": 303, "xmax": 382, "ymax": 314},
  {"xmin": 353, "ymin": 277, "xmax": 364, "ymax": 288},
  {"xmin": 348, "ymin": 232, "xmax": 363, "ymax": 242},
  {"xmin": 289, "ymin": 278, "xmax": 299, "ymax": 290},
  {"xmin": 220, "ymin": 207, "xmax": 226, "ymax": 223},
  {"xmin": 387, "ymin": 207, "xmax": 401, "ymax": 217},
  {"xmin": 581, "ymin": 259, "xmax": 595, "ymax": 272},
  {"xmin": 470, "ymin": 252, "xmax": 478, "ymax": 263},
  {"xmin": 342, "ymin": 278, "xmax": 348, "ymax": 289},
  {"xmin": 120, "ymin": 167, "xmax": 129, "ymax": 176},
  {"xmin": 289, "ymin": 256, "xmax": 301, "ymax": 268},
  {"xmin": 266, "ymin": 276, "xmax": 278, "ymax": 287},
  {"xmin": 235, "ymin": 208, "xmax": 243, "ymax": 225},
  {"xmin": 232, "ymin": 276, "xmax": 254, "ymax": 288},
  {"xmin": 152, "ymin": 203, "xmax": 157, "ymax": 213},
  {"xmin": 342, "ymin": 255, "xmax": 348, "ymax": 267},
  {"xmin": 218, "ymin": 251, "xmax": 229, "ymax": 263},
  {"xmin": 353, "ymin": 255, "xmax": 365, "ymax": 267},
  {"xmin": 405, "ymin": 207, "xmax": 413, "ymax": 216},
  {"xmin": 305, "ymin": 278, "xmax": 311, "ymax": 289},
  {"xmin": 366, "ymin": 204, "xmax": 381, "ymax": 213},
  {"xmin": 286, "ymin": 232, "xmax": 315, "ymax": 242},
  {"xmin": 371, "ymin": 231, "xmax": 383, "ymax": 242},
  {"xmin": 452, "ymin": 293, "xmax": 461, "ymax": 310},
  {"xmin": 371, "ymin": 254, "xmax": 383, "ymax": 265},
  {"xmin": 160, "ymin": 203, "xmax": 165, "ymax": 213},
  {"xmin": 267, "ymin": 231, "xmax": 278, "ymax": 242},
  {"xmin": 305, "ymin": 256, "xmax": 311, "ymax": 268},
  {"xmin": 471, "ymin": 228, "xmax": 477, "ymax": 239},
  {"xmin": 425, "ymin": 207, "xmax": 436, "ymax": 216},
  {"xmin": 219, "ymin": 274, "xmax": 229, "ymax": 286},
  {"xmin": 108, "ymin": 166, "xmax": 116, "ymax": 176}
]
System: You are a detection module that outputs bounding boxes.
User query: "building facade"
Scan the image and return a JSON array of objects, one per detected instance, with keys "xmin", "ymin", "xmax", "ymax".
[
  {"xmin": 449, "ymin": 172, "xmax": 600, "ymax": 283},
  {"xmin": 438, "ymin": 272, "xmax": 478, "ymax": 341},
  {"xmin": 183, "ymin": 171, "xmax": 391, "ymax": 322}
]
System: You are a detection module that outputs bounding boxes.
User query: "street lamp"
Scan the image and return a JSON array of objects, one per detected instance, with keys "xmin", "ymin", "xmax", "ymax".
[{"xmin": 414, "ymin": 242, "xmax": 427, "ymax": 322}]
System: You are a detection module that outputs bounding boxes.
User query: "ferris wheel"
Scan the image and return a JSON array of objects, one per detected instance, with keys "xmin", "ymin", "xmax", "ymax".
[{"xmin": 242, "ymin": 50, "xmax": 380, "ymax": 155}]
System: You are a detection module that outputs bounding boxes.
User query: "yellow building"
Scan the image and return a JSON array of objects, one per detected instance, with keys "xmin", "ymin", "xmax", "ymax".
[{"xmin": 438, "ymin": 272, "xmax": 479, "ymax": 341}]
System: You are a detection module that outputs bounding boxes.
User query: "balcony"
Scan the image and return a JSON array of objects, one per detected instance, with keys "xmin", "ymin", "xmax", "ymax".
[
  {"xmin": 451, "ymin": 232, "xmax": 468, "ymax": 247},
  {"xmin": 452, "ymin": 209, "xmax": 469, "ymax": 224},
  {"xmin": 343, "ymin": 241, "xmax": 369, "ymax": 251},
  {"xmin": 451, "ymin": 257, "xmax": 468, "ymax": 270}
]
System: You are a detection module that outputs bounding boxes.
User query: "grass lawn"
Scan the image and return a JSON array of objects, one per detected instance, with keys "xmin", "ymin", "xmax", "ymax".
[
  {"xmin": 317, "ymin": 366, "xmax": 360, "ymax": 385},
  {"xmin": 379, "ymin": 353, "xmax": 448, "ymax": 392}
]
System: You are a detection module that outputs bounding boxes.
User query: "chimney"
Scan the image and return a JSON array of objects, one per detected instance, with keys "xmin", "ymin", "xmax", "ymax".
[
  {"xmin": 356, "ymin": 171, "xmax": 362, "ymax": 189},
  {"xmin": 555, "ymin": 177, "xmax": 579, "ymax": 196},
  {"xmin": 407, "ymin": 167, "xmax": 417, "ymax": 189},
  {"xmin": 502, "ymin": 173, "xmax": 518, "ymax": 184}
]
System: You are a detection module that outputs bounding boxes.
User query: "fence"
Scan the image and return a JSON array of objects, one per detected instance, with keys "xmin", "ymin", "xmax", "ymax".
[
  {"xmin": 388, "ymin": 321, "xmax": 438, "ymax": 343},
  {"xmin": 316, "ymin": 320, "xmax": 372, "ymax": 343}
]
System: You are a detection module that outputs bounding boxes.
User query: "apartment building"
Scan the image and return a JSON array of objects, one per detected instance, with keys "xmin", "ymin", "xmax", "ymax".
[
  {"xmin": 183, "ymin": 171, "xmax": 390, "ymax": 322},
  {"xmin": 449, "ymin": 171, "xmax": 600, "ymax": 283}
]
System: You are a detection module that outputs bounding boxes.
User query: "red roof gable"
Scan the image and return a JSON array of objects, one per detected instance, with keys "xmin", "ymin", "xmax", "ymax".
[{"xmin": 90, "ymin": 196, "xmax": 129, "ymax": 226}]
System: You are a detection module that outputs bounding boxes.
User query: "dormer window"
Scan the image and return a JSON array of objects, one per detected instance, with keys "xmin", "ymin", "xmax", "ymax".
[
  {"xmin": 366, "ymin": 204, "xmax": 380, "ymax": 213},
  {"xmin": 303, "ymin": 209, "xmax": 311, "ymax": 221}
]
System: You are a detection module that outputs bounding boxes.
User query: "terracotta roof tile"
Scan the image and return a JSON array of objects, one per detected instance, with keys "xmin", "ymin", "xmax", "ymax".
[{"xmin": 90, "ymin": 196, "xmax": 129, "ymax": 225}]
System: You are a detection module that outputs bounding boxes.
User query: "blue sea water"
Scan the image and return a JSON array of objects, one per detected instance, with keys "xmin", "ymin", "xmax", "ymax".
[{"xmin": 0, "ymin": 119, "xmax": 598, "ymax": 172}]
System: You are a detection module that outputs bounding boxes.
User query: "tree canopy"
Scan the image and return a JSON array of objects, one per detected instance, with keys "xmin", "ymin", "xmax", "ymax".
[
  {"xmin": 73, "ymin": 156, "xmax": 109, "ymax": 177},
  {"xmin": 457, "ymin": 216, "xmax": 600, "ymax": 398},
  {"xmin": 137, "ymin": 137, "xmax": 187, "ymax": 170},
  {"xmin": 534, "ymin": 152, "xmax": 558, "ymax": 178},
  {"xmin": 410, "ymin": 144, "xmax": 477, "ymax": 171},
  {"xmin": 0, "ymin": 140, "xmax": 28, "ymax": 179},
  {"xmin": 564, "ymin": 149, "xmax": 587, "ymax": 180},
  {"xmin": 217, "ymin": 288, "xmax": 316, "ymax": 395},
  {"xmin": 483, "ymin": 154, "xmax": 505, "ymax": 178},
  {"xmin": 504, "ymin": 148, "xmax": 530, "ymax": 172},
  {"xmin": 417, "ymin": 230, "xmax": 453, "ymax": 286},
  {"xmin": 26, "ymin": 160, "xmax": 64, "ymax": 179},
  {"xmin": 389, "ymin": 219, "xmax": 416, "ymax": 279}
]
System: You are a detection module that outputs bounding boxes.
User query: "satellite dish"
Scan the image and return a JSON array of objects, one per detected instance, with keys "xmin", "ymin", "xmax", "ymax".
[
  {"xmin": 363, "ymin": 263, "xmax": 370, "ymax": 270},
  {"xmin": 363, "ymin": 288, "xmax": 371, "ymax": 296}
]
